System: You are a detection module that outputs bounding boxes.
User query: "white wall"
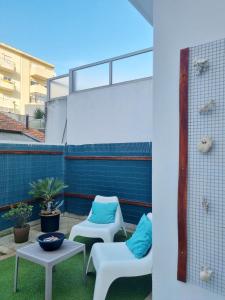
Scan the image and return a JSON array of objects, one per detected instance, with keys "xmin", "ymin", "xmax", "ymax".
[
  {"xmin": 67, "ymin": 78, "xmax": 152, "ymax": 144},
  {"xmin": 45, "ymin": 97, "xmax": 67, "ymax": 144},
  {"xmin": 153, "ymin": 1, "xmax": 225, "ymax": 300}
]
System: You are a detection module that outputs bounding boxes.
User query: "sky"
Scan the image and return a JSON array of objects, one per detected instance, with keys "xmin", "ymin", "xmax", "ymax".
[{"xmin": 0, "ymin": 0, "xmax": 153, "ymax": 76}]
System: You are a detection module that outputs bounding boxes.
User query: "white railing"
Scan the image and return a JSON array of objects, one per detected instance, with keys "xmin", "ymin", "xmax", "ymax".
[
  {"xmin": 0, "ymin": 54, "xmax": 15, "ymax": 70},
  {"xmin": 48, "ymin": 47, "xmax": 153, "ymax": 100},
  {"xmin": 30, "ymin": 93, "xmax": 46, "ymax": 104},
  {"xmin": 48, "ymin": 74, "xmax": 69, "ymax": 100},
  {"xmin": 69, "ymin": 47, "xmax": 153, "ymax": 93}
]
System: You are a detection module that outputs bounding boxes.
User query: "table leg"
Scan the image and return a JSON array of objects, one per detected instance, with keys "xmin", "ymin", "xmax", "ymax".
[
  {"xmin": 45, "ymin": 266, "xmax": 52, "ymax": 300},
  {"xmin": 83, "ymin": 247, "xmax": 86, "ymax": 284},
  {"xmin": 14, "ymin": 255, "xmax": 19, "ymax": 292}
]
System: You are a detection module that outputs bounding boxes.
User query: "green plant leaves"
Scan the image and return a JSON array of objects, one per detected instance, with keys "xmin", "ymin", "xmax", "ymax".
[
  {"xmin": 29, "ymin": 177, "xmax": 68, "ymax": 212},
  {"xmin": 2, "ymin": 202, "xmax": 33, "ymax": 228}
]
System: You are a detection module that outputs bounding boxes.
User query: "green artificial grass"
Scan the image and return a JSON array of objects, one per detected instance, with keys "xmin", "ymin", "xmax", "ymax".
[{"xmin": 0, "ymin": 233, "xmax": 151, "ymax": 300}]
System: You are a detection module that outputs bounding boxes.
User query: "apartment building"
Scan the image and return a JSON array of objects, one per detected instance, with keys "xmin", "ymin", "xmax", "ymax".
[{"xmin": 0, "ymin": 43, "xmax": 55, "ymax": 116}]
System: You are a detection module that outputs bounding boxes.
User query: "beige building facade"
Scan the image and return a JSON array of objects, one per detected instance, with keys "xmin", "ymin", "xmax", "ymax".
[{"xmin": 0, "ymin": 43, "xmax": 55, "ymax": 116}]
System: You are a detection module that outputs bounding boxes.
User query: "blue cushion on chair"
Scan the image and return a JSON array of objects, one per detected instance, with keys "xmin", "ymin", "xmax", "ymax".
[
  {"xmin": 126, "ymin": 214, "xmax": 152, "ymax": 259},
  {"xmin": 88, "ymin": 202, "xmax": 118, "ymax": 224}
]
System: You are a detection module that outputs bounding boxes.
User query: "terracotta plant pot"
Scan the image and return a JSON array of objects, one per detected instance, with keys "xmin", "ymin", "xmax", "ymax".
[
  {"xmin": 13, "ymin": 224, "xmax": 30, "ymax": 243},
  {"xmin": 40, "ymin": 212, "xmax": 60, "ymax": 233}
]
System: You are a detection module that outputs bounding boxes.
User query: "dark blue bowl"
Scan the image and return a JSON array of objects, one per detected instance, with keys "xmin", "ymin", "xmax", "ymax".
[{"xmin": 37, "ymin": 232, "xmax": 65, "ymax": 251}]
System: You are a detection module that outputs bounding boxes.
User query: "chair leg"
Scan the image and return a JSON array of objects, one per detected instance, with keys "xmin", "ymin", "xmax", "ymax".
[
  {"xmin": 86, "ymin": 254, "xmax": 95, "ymax": 274},
  {"xmin": 103, "ymin": 234, "xmax": 114, "ymax": 243},
  {"xmin": 93, "ymin": 272, "xmax": 114, "ymax": 300},
  {"xmin": 68, "ymin": 227, "xmax": 77, "ymax": 241}
]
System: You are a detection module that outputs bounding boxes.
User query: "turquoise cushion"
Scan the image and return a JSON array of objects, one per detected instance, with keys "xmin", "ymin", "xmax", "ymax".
[
  {"xmin": 126, "ymin": 214, "xmax": 152, "ymax": 259},
  {"xmin": 88, "ymin": 202, "xmax": 118, "ymax": 224}
]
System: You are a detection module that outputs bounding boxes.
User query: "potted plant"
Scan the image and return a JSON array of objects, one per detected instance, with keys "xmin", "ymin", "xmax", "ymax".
[
  {"xmin": 33, "ymin": 108, "xmax": 45, "ymax": 119},
  {"xmin": 29, "ymin": 177, "xmax": 67, "ymax": 233},
  {"xmin": 2, "ymin": 202, "xmax": 33, "ymax": 243}
]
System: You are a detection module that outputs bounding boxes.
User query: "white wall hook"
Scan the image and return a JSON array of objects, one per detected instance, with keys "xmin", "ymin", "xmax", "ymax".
[
  {"xmin": 197, "ymin": 136, "xmax": 213, "ymax": 153},
  {"xmin": 193, "ymin": 58, "xmax": 209, "ymax": 75},
  {"xmin": 200, "ymin": 266, "xmax": 213, "ymax": 282},
  {"xmin": 199, "ymin": 100, "xmax": 216, "ymax": 114}
]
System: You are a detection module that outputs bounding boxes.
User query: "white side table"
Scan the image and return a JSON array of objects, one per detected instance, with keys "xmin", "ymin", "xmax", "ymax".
[{"xmin": 14, "ymin": 239, "xmax": 86, "ymax": 300}]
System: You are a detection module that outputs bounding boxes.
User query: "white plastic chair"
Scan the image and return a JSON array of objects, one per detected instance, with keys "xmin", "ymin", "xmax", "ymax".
[
  {"xmin": 69, "ymin": 195, "xmax": 127, "ymax": 243},
  {"xmin": 86, "ymin": 213, "xmax": 153, "ymax": 300}
]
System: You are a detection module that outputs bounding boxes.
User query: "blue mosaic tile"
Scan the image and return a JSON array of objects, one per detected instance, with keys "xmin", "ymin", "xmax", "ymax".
[
  {"xmin": 0, "ymin": 142, "xmax": 152, "ymax": 229},
  {"xmin": 65, "ymin": 142, "xmax": 152, "ymax": 223},
  {"xmin": 66, "ymin": 142, "xmax": 152, "ymax": 156},
  {"xmin": 0, "ymin": 144, "xmax": 64, "ymax": 229}
]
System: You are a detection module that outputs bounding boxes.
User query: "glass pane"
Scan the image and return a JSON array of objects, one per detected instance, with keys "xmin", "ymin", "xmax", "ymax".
[
  {"xmin": 73, "ymin": 63, "xmax": 109, "ymax": 91},
  {"xmin": 50, "ymin": 75, "xmax": 69, "ymax": 99},
  {"xmin": 113, "ymin": 51, "xmax": 153, "ymax": 84}
]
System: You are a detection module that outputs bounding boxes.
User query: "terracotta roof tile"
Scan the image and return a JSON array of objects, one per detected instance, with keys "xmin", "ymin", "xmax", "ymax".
[
  {"xmin": 0, "ymin": 112, "xmax": 45, "ymax": 142},
  {"xmin": 23, "ymin": 128, "xmax": 45, "ymax": 142}
]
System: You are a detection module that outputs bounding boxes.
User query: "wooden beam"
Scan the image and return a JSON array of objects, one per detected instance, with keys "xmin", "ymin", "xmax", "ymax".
[
  {"xmin": 64, "ymin": 192, "xmax": 152, "ymax": 208},
  {"xmin": 0, "ymin": 193, "xmax": 63, "ymax": 212},
  {"xmin": 65, "ymin": 156, "xmax": 152, "ymax": 161},
  {"xmin": 177, "ymin": 47, "xmax": 189, "ymax": 282},
  {"xmin": 0, "ymin": 192, "xmax": 151, "ymax": 212}
]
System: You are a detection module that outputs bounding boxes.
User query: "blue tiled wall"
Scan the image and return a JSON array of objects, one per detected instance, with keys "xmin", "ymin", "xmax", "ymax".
[
  {"xmin": 0, "ymin": 142, "xmax": 152, "ymax": 230},
  {"xmin": 0, "ymin": 144, "xmax": 64, "ymax": 230},
  {"xmin": 65, "ymin": 143, "xmax": 152, "ymax": 224}
]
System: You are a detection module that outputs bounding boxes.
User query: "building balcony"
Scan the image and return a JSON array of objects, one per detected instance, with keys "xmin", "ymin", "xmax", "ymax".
[
  {"xmin": 30, "ymin": 65, "xmax": 54, "ymax": 80},
  {"xmin": 30, "ymin": 93, "xmax": 46, "ymax": 105},
  {"xmin": 30, "ymin": 84, "xmax": 47, "ymax": 95},
  {"xmin": 0, "ymin": 79, "xmax": 15, "ymax": 93},
  {"xmin": 0, "ymin": 95, "xmax": 15, "ymax": 111},
  {"xmin": 0, "ymin": 57, "xmax": 15, "ymax": 73}
]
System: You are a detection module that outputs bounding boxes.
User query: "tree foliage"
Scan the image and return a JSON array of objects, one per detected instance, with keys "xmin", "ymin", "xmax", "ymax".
[{"xmin": 34, "ymin": 108, "xmax": 45, "ymax": 119}]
